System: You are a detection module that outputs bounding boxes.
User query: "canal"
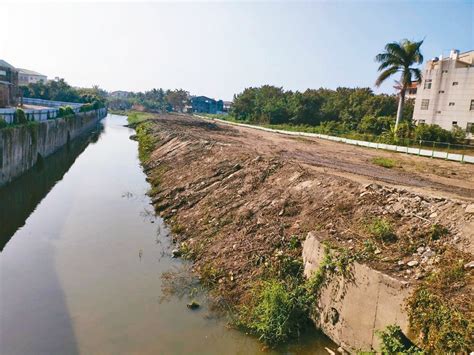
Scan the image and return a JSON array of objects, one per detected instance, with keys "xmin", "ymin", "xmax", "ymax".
[{"xmin": 0, "ymin": 115, "xmax": 334, "ymax": 354}]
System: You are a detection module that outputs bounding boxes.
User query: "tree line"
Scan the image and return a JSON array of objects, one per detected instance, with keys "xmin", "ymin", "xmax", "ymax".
[
  {"xmin": 107, "ymin": 88, "xmax": 189, "ymax": 113},
  {"xmin": 230, "ymin": 85, "xmax": 466, "ymax": 143},
  {"xmin": 20, "ymin": 78, "xmax": 107, "ymax": 107}
]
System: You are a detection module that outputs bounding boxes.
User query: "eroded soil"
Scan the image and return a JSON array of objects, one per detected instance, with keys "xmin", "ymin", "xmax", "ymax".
[{"xmin": 136, "ymin": 113, "xmax": 473, "ymax": 318}]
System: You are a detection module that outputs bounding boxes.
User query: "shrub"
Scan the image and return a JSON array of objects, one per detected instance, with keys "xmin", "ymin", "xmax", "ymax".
[
  {"xmin": 358, "ymin": 115, "xmax": 394, "ymax": 135},
  {"xmin": 372, "ymin": 157, "xmax": 396, "ymax": 168},
  {"xmin": 376, "ymin": 325, "xmax": 423, "ymax": 354},
  {"xmin": 367, "ymin": 217, "xmax": 396, "ymax": 243},
  {"xmin": 79, "ymin": 103, "xmax": 94, "ymax": 112},
  {"xmin": 414, "ymin": 124, "xmax": 461, "ymax": 143},
  {"xmin": 15, "ymin": 109, "xmax": 28, "ymax": 124},
  {"xmin": 237, "ymin": 280, "xmax": 310, "ymax": 345},
  {"xmin": 58, "ymin": 106, "xmax": 75, "ymax": 118}
]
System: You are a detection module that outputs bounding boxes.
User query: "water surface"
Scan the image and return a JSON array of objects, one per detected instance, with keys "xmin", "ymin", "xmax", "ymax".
[{"xmin": 0, "ymin": 115, "xmax": 334, "ymax": 354}]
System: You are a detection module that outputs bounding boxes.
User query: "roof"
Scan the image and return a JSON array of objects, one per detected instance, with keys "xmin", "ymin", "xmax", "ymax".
[
  {"xmin": 0, "ymin": 59, "xmax": 16, "ymax": 70},
  {"xmin": 18, "ymin": 68, "xmax": 46, "ymax": 76}
]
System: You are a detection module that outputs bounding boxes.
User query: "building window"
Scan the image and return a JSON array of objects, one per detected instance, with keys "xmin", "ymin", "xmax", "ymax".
[
  {"xmin": 418, "ymin": 120, "xmax": 426, "ymax": 125},
  {"xmin": 452, "ymin": 82, "xmax": 459, "ymax": 86},
  {"xmin": 442, "ymin": 70, "xmax": 448, "ymax": 73},
  {"xmin": 470, "ymin": 99, "xmax": 474, "ymax": 111},
  {"xmin": 452, "ymin": 121, "xmax": 458, "ymax": 127},
  {"xmin": 449, "ymin": 102, "xmax": 455, "ymax": 106},
  {"xmin": 421, "ymin": 99, "xmax": 430, "ymax": 110},
  {"xmin": 467, "ymin": 122, "xmax": 474, "ymax": 134},
  {"xmin": 438, "ymin": 90, "xmax": 445, "ymax": 94},
  {"xmin": 437, "ymin": 111, "xmax": 442, "ymax": 114},
  {"xmin": 424, "ymin": 79, "xmax": 432, "ymax": 89}
]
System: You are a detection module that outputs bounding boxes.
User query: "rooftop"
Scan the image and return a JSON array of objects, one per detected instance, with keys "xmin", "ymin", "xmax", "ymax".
[
  {"xmin": 18, "ymin": 68, "xmax": 46, "ymax": 76},
  {"xmin": 0, "ymin": 59, "xmax": 16, "ymax": 70}
]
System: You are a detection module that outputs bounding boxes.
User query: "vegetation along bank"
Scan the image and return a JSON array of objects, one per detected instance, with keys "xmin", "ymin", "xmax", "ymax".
[{"xmin": 128, "ymin": 111, "xmax": 473, "ymax": 353}]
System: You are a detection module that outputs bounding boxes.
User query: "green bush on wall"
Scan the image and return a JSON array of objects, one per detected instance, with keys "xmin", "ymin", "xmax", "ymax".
[
  {"xmin": 15, "ymin": 109, "xmax": 28, "ymax": 124},
  {"xmin": 0, "ymin": 117, "xmax": 7, "ymax": 129},
  {"xmin": 58, "ymin": 106, "xmax": 75, "ymax": 118}
]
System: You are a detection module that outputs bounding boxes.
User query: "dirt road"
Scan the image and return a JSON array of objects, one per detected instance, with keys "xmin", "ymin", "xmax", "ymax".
[{"xmin": 154, "ymin": 114, "xmax": 474, "ymax": 200}]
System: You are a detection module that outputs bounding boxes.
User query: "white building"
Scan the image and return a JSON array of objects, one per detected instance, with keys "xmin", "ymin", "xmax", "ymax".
[
  {"xmin": 18, "ymin": 68, "xmax": 47, "ymax": 85},
  {"xmin": 413, "ymin": 49, "xmax": 474, "ymax": 136}
]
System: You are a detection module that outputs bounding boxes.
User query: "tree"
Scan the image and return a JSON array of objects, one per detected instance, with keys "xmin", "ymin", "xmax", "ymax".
[
  {"xmin": 375, "ymin": 39, "xmax": 423, "ymax": 131},
  {"xmin": 165, "ymin": 89, "xmax": 189, "ymax": 112}
]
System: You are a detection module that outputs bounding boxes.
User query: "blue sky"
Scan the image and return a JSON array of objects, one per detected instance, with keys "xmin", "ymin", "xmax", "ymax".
[{"xmin": 2, "ymin": 1, "xmax": 473, "ymax": 100}]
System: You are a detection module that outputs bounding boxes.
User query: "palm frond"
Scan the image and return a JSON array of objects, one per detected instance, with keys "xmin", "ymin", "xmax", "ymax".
[
  {"xmin": 410, "ymin": 68, "xmax": 423, "ymax": 83},
  {"xmin": 375, "ymin": 66, "xmax": 399, "ymax": 87}
]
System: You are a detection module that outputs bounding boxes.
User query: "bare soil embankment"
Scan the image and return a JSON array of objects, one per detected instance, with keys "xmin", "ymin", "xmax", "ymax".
[{"xmin": 133, "ymin": 113, "xmax": 473, "ymax": 352}]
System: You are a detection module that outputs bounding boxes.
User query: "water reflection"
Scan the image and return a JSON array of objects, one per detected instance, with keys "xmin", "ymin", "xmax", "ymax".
[{"xmin": 0, "ymin": 123, "xmax": 104, "ymax": 250}]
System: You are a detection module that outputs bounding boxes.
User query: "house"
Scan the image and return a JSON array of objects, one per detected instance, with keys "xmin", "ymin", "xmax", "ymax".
[
  {"xmin": 0, "ymin": 59, "xmax": 19, "ymax": 108},
  {"xmin": 109, "ymin": 90, "xmax": 131, "ymax": 98},
  {"xmin": 191, "ymin": 96, "xmax": 224, "ymax": 114},
  {"xmin": 394, "ymin": 82, "xmax": 417, "ymax": 100},
  {"xmin": 412, "ymin": 49, "xmax": 474, "ymax": 136},
  {"xmin": 18, "ymin": 68, "xmax": 47, "ymax": 85}
]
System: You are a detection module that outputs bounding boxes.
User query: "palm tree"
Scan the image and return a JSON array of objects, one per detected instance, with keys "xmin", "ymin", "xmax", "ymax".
[{"xmin": 375, "ymin": 39, "xmax": 424, "ymax": 131}]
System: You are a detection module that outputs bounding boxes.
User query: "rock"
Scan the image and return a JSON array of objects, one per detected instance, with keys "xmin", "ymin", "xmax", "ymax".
[
  {"xmin": 429, "ymin": 212, "xmax": 438, "ymax": 218},
  {"xmin": 397, "ymin": 260, "xmax": 405, "ymax": 266},
  {"xmin": 465, "ymin": 204, "xmax": 474, "ymax": 214},
  {"xmin": 416, "ymin": 247, "xmax": 425, "ymax": 254},
  {"xmin": 374, "ymin": 249, "xmax": 381, "ymax": 255},
  {"xmin": 187, "ymin": 300, "xmax": 200, "ymax": 310},
  {"xmin": 325, "ymin": 347, "xmax": 336, "ymax": 355},
  {"xmin": 464, "ymin": 261, "xmax": 474, "ymax": 269},
  {"xmin": 407, "ymin": 260, "xmax": 419, "ymax": 267},
  {"xmin": 171, "ymin": 249, "xmax": 181, "ymax": 258},
  {"xmin": 171, "ymin": 209, "xmax": 177, "ymax": 213}
]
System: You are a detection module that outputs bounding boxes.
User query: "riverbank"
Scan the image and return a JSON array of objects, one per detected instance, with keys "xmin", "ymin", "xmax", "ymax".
[
  {"xmin": 129, "ymin": 112, "xmax": 473, "ymax": 352},
  {"xmin": 0, "ymin": 107, "xmax": 107, "ymax": 186}
]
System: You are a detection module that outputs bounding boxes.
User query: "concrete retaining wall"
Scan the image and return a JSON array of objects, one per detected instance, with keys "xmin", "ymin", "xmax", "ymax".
[
  {"xmin": 0, "ymin": 108, "xmax": 107, "ymax": 187},
  {"xmin": 303, "ymin": 232, "xmax": 413, "ymax": 353}
]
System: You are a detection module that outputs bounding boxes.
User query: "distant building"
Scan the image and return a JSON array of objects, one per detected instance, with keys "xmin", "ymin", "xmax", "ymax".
[
  {"xmin": 109, "ymin": 90, "xmax": 131, "ymax": 98},
  {"xmin": 0, "ymin": 59, "xmax": 19, "ymax": 108},
  {"xmin": 223, "ymin": 101, "xmax": 233, "ymax": 112},
  {"xmin": 413, "ymin": 49, "xmax": 474, "ymax": 136},
  {"xmin": 18, "ymin": 68, "xmax": 47, "ymax": 85},
  {"xmin": 394, "ymin": 82, "xmax": 418, "ymax": 100},
  {"xmin": 191, "ymin": 96, "xmax": 224, "ymax": 114}
]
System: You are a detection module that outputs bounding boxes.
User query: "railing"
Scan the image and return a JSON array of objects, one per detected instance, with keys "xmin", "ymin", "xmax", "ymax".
[
  {"xmin": 196, "ymin": 115, "xmax": 474, "ymax": 164},
  {"xmin": 0, "ymin": 98, "xmax": 85, "ymax": 124}
]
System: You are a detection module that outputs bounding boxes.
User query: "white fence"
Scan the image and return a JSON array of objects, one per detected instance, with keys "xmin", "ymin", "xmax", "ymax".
[
  {"xmin": 196, "ymin": 115, "xmax": 474, "ymax": 164},
  {"xmin": 0, "ymin": 98, "xmax": 84, "ymax": 124}
]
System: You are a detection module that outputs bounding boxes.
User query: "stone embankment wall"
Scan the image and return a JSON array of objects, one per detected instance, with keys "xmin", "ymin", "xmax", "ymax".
[
  {"xmin": 303, "ymin": 232, "xmax": 413, "ymax": 353},
  {"xmin": 0, "ymin": 108, "xmax": 107, "ymax": 186}
]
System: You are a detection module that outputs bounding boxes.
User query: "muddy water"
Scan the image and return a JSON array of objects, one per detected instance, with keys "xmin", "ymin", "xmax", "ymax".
[{"xmin": 0, "ymin": 114, "xmax": 334, "ymax": 354}]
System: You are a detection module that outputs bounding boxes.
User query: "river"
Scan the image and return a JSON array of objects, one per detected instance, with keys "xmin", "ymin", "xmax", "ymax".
[{"xmin": 0, "ymin": 114, "xmax": 334, "ymax": 354}]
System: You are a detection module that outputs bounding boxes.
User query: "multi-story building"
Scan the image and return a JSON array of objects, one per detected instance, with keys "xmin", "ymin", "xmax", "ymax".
[
  {"xmin": 412, "ymin": 49, "xmax": 474, "ymax": 136},
  {"xmin": 0, "ymin": 59, "xmax": 19, "ymax": 108},
  {"xmin": 18, "ymin": 68, "xmax": 47, "ymax": 85},
  {"xmin": 191, "ymin": 96, "xmax": 224, "ymax": 114}
]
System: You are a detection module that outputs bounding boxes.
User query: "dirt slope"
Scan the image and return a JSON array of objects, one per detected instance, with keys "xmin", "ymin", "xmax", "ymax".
[{"xmin": 135, "ymin": 113, "xmax": 473, "ymax": 349}]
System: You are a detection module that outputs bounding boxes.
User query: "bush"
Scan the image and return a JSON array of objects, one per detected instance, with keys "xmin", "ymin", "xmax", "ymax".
[
  {"xmin": 414, "ymin": 124, "xmax": 464, "ymax": 144},
  {"xmin": 237, "ymin": 280, "xmax": 310, "ymax": 345},
  {"xmin": 0, "ymin": 117, "xmax": 7, "ymax": 129},
  {"xmin": 79, "ymin": 103, "xmax": 94, "ymax": 112},
  {"xmin": 358, "ymin": 115, "xmax": 394, "ymax": 135},
  {"xmin": 376, "ymin": 325, "xmax": 423, "ymax": 354},
  {"xmin": 372, "ymin": 157, "xmax": 396, "ymax": 168},
  {"xmin": 58, "ymin": 106, "xmax": 75, "ymax": 118},
  {"xmin": 15, "ymin": 109, "xmax": 28, "ymax": 124},
  {"xmin": 367, "ymin": 217, "xmax": 396, "ymax": 243}
]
